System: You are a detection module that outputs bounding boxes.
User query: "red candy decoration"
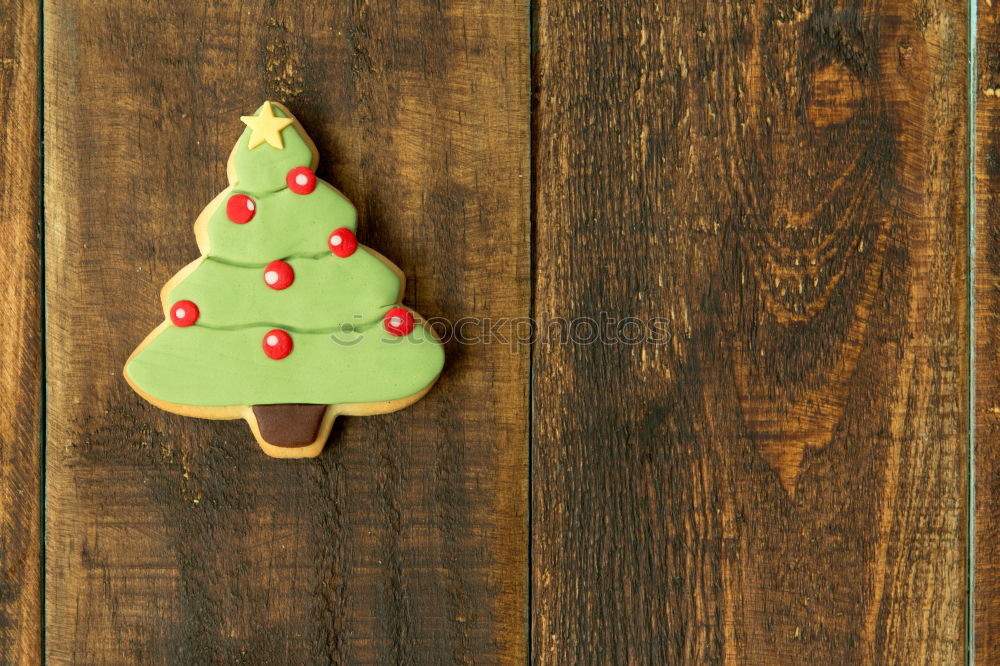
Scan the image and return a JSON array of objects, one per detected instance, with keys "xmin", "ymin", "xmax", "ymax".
[
  {"xmin": 170, "ymin": 300, "xmax": 199, "ymax": 327},
  {"xmin": 384, "ymin": 307, "xmax": 415, "ymax": 337},
  {"xmin": 328, "ymin": 227, "xmax": 358, "ymax": 258},
  {"xmin": 226, "ymin": 194, "xmax": 256, "ymax": 224},
  {"xmin": 262, "ymin": 329, "xmax": 293, "ymax": 360},
  {"xmin": 263, "ymin": 260, "xmax": 295, "ymax": 290},
  {"xmin": 287, "ymin": 166, "xmax": 317, "ymax": 194}
]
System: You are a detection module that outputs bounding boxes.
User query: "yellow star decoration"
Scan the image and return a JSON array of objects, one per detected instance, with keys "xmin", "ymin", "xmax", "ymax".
[{"xmin": 240, "ymin": 101, "xmax": 294, "ymax": 150}]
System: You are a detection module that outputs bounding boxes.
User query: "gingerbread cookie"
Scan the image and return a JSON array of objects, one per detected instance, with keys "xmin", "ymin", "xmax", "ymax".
[{"xmin": 124, "ymin": 101, "xmax": 445, "ymax": 458}]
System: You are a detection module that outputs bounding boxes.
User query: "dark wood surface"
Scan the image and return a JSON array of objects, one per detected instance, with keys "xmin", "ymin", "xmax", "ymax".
[
  {"xmin": 2, "ymin": 0, "xmax": 994, "ymax": 664},
  {"xmin": 0, "ymin": 1, "xmax": 40, "ymax": 663},
  {"xmin": 978, "ymin": 1, "xmax": 1000, "ymax": 662},
  {"xmin": 43, "ymin": 1, "xmax": 528, "ymax": 663},
  {"xmin": 532, "ymin": 0, "xmax": 969, "ymax": 663}
]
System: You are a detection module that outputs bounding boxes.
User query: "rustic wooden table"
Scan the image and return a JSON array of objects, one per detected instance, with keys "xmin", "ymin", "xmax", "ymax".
[{"xmin": 1, "ymin": 0, "xmax": 995, "ymax": 663}]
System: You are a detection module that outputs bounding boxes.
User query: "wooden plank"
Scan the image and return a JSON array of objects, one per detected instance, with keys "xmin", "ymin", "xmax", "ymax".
[
  {"xmin": 44, "ymin": 1, "xmax": 528, "ymax": 663},
  {"xmin": 532, "ymin": 1, "xmax": 968, "ymax": 662},
  {"xmin": 0, "ymin": 1, "xmax": 41, "ymax": 663},
  {"xmin": 977, "ymin": 2, "xmax": 1000, "ymax": 661}
]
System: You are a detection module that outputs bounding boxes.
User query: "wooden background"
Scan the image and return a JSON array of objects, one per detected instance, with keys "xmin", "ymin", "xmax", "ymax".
[{"xmin": 0, "ymin": 0, "xmax": 993, "ymax": 663}]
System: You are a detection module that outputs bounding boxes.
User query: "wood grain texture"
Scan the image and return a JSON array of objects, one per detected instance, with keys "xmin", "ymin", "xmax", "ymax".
[
  {"xmin": 44, "ymin": 1, "xmax": 528, "ymax": 663},
  {"xmin": 533, "ymin": 1, "xmax": 968, "ymax": 662},
  {"xmin": 977, "ymin": 2, "xmax": 1000, "ymax": 661},
  {"xmin": 0, "ymin": 1, "xmax": 41, "ymax": 664}
]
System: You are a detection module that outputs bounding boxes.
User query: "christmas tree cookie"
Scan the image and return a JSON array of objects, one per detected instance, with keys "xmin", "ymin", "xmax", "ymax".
[{"xmin": 125, "ymin": 101, "xmax": 445, "ymax": 458}]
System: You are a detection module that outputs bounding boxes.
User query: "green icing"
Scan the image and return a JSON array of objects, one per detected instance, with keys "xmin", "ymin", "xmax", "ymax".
[
  {"xmin": 128, "ymin": 101, "xmax": 444, "ymax": 410},
  {"xmin": 126, "ymin": 320, "xmax": 444, "ymax": 406},
  {"xmin": 167, "ymin": 250, "xmax": 402, "ymax": 330},
  {"xmin": 232, "ymin": 102, "xmax": 314, "ymax": 192},
  {"xmin": 206, "ymin": 182, "xmax": 357, "ymax": 263}
]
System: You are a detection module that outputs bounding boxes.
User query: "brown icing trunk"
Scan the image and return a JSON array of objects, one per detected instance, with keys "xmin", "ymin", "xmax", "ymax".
[{"xmin": 252, "ymin": 404, "xmax": 328, "ymax": 447}]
